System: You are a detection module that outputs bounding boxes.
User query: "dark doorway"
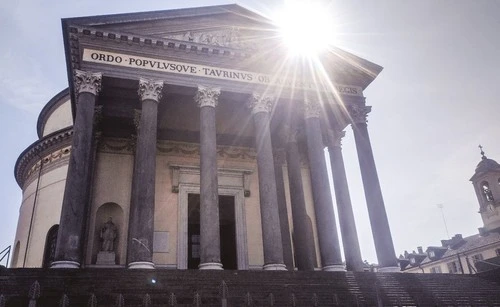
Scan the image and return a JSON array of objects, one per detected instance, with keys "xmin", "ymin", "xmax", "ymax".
[{"xmin": 187, "ymin": 194, "xmax": 237, "ymax": 269}]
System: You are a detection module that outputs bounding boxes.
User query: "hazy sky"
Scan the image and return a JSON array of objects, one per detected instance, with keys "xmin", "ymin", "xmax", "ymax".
[{"xmin": 1, "ymin": 0, "xmax": 499, "ymax": 266}]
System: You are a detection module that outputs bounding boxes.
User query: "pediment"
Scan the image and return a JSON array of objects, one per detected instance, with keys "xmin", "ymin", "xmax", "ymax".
[{"xmin": 66, "ymin": 4, "xmax": 273, "ymax": 51}]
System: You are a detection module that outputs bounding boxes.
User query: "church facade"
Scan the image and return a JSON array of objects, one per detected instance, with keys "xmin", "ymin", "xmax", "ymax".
[{"xmin": 12, "ymin": 5, "xmax": 398, "ymax": 272}]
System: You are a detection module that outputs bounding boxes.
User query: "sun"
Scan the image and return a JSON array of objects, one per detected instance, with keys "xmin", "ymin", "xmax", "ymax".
[{"xmin": 275, "ymin": 1, "xmax": 336, "ymax": 57}]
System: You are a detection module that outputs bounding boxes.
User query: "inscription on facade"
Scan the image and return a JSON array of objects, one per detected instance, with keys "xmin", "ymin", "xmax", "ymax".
[{"xmin": 83, "ymin": 49, "xmax": 363, "ymax": 96}]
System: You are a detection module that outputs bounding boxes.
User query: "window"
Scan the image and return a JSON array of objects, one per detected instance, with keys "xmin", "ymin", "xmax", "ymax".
[
  {"xmin": 410, "ymin": 258, "xmax": 416, "ymax": 264},
  {"xmin": 496, "ymin": 248, "xmax": 500, "ymax": 257},
  {"xmin": 447, "ymin": 261, "xmax": 461, "ymax": 274},
  {"xmin": 481, "ymin": 181, "xmax": 494, "ymax": 202},
  {"xmin": 430, "ymin": 266, "xmax": 442, "ymax": 273},
  {"xmin": 428, "ymin": 251, "xmax": 435, "ymax": 258},
  {"xmin": 472, "ymin": 254, "xmax": 484, "ymax": 264}
]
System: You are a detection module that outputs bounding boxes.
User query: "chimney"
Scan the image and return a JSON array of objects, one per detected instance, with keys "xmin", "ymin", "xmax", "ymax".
[{"xmin": 417, "ymin": 246, "xmax": 423, "ymax": 254}]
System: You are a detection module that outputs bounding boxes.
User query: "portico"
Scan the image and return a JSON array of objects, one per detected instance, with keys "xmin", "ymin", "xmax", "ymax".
[{"xmin": 37, "ymin": 4, "xmax": 400, "ymax": 272}]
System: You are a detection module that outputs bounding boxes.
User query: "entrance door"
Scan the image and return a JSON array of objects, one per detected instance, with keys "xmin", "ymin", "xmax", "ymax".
[{"xmin": 186, "ymin": 194, "xmax": 237, "ymax": 269}]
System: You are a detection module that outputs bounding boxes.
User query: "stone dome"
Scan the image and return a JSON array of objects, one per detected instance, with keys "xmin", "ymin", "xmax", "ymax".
[{"xmin": 475, "ymin": 157, "xmax": 500, "ymax": 173}]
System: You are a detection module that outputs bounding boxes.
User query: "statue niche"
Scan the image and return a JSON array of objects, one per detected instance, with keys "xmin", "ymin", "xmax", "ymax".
[{"xmin": 96, "ymin": 217, "xmax": 118, "ymax": 265}]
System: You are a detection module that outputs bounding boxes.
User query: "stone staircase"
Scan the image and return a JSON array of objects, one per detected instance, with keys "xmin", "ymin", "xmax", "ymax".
[{"xmin": 1, "ymin": 268, "xmax": 499, "ymax": 306}]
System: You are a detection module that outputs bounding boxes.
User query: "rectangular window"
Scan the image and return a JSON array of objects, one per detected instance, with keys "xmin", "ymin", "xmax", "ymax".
[
  {"xmin": 472, "ymin": 254, "xmax": 484, "ymax": 264},
  {"xmin": 430, "ymin": 266, "xmax": 442, "ymax": 273},
  {"xmin": 496, "ymin": 248, "xmax": 500, "ymax": 257},
  {"xmin": 447, "ymin": 261, "xmax": 461, "ymax": 274},
  {"xmin": 429, "ymin": 251, "xmax": 435, "ymax": 258}
]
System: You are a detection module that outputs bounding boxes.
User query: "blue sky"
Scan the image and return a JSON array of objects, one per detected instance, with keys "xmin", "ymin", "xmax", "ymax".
[{"xmin": 1, "ymin": 0, "xmax": 499, "ymax": 265}]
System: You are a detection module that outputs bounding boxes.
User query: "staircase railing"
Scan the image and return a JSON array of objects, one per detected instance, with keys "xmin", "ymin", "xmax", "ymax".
[{"xmin": 0, "ymin": 245, "xmax": 11, "ymax": 268}]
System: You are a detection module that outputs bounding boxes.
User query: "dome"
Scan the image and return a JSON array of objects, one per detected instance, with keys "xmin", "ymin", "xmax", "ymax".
[{"xmin": 475, "ymin": 157, "xmax": 500, "ymax": 174}]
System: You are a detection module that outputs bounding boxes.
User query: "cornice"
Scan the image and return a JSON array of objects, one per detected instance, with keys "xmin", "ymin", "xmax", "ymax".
[
  {"xmin": 36, "ymin": 88, "xmax": 70, "ymax": 139},
  {"xmin": 15, "ymin": 127, "xmax": 73, "ymax": 188}
]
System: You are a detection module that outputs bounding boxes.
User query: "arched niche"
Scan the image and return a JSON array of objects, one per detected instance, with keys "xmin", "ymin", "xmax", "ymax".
[
  {"xmin": 11, "ymin": 241, "xmax": 20, "ymax": 268},
  {"xmin": 92, "ymin": 202, "xmax": 124, "ymax": 265},
  {"xmin": 42, "ymin": 225, "xmax": 59, "ymax": 268}
]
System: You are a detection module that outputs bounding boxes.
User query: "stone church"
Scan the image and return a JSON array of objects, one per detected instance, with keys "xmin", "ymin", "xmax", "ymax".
[
  {"xmin": 5, "ymin": 4, "xmax": 500, "ymax": 306},
  {"xmin": 12, "ymin": 4, "xmax": 397, "ymax": 272}
]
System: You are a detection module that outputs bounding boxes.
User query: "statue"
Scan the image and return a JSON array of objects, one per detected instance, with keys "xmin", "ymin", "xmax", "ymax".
[{"xmin": 100, "ymin": 217, "xmax": 117, "ymax": 252}]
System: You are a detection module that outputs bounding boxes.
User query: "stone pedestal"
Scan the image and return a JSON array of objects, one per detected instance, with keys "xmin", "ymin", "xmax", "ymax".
[{"xmin": 96, "ymin": 252, "xmax": 116, "ymax": 265}]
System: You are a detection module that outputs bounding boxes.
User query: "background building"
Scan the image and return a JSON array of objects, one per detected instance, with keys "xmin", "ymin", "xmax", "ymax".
[{"xmin": 399, "ymin": 149, "xmax": 500, "ymax": 274}]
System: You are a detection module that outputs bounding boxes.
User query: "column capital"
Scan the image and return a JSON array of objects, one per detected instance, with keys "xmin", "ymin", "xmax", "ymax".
[
  {"xmin": 327, "ymin": 129, "xmax": 346, "ymax": 148},
  {"xmin": 247, "ymin": 93, "xmax": 274, "ymax": 114},
  {"xmin": 304, "ymin": 98, "xmax": 321, "ymax": 119},
  {"xmin": 348, "ymin": 104, "xmax": 372, "ymax": 124},
  {"xmin": 74, "ymin": 70, "xmax": 102, "ymax": 96},
  {"xmin": 138, "ymin": 78, "xmax": 164, "ymax": 103},
  {"xmin": 195, "ymin": 85, "xmax": 221, "ymax": 108}
]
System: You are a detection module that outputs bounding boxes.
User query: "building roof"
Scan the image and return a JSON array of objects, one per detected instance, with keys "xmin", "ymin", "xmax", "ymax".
[{"xmin": 419, "ymin": 232, "xmax": 500, "ymax": 266}]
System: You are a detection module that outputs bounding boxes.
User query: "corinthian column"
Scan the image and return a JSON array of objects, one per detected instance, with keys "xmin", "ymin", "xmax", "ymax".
[
  {"xmin": 247, "ymin": 93, "xmax": 286, "ymax": 270},
  {"xmin": 52, "ymin": 70, "xmax": 102, "ymax": 269},
  {"xmin": 327, "ymin": 129, "xmax": 364, "ymax": 271},
  {"xmin": 195, "ymin": 85, "xmax": 223, "ymax": 270},
  {"xmin": 304, "ymin": 98, "xmax": 343, "ymax": 271},
  {"xmin": 283, "ymin": 126, "xmax": 315, "ymax": 271},
  {"xmin": 127, "ymin": 78, "xmax": 163, "ymax": 269},
  {"xmin": 349, "ymin": 103, "xmax": 398, "ymax": 271}
]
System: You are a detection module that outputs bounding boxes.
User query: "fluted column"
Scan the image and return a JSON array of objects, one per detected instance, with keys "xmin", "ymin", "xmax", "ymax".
[
  {"xmin": 283, "ymin": 126, "xmax": 315, "ymax": 271},
  {"xmin": 195, "ymin": 85, "xmax": 223, "ymax": 270},
  {"xmin": 349, "ymin": 104, "xmax": 398, "ymax": 271},
  {"xmin": 52, "ymin": 70, "xmax": 102, "ymax": 269},
  {"xmin": 247, "ymin": 93, "xmax": 286, "ymax": 270},
  {"xmin": 327, "ymin": 129, "xmax": 364, "ymax": 271},
  {"xmin": 304, "ymin": 98, "xmax": 343, "ymax": 271},
  {"xmin": 127, "ymin": 78, "xmax": 163, "ymax": 269}
]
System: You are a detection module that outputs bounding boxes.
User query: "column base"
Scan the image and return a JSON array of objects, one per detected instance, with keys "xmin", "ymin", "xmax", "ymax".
[
  {"xmin": 263, "ymin": 263, "xmax": 287, "ymax": 271},
  {"xmin": 378, "ymin": 266, "xmax": 400, "ymax": 272},
  {"xmin": 323, "ymin": 264, "xmax": 346, "ymax": 272},
  {"xmin": 51, "ymin": 261, "xmax": 80, "ymax": 269},
  {"xmin": 199, "ymin": 262, "xmax": 223, "ymax": 270},
  {"xmin": 128, "ymin": 261, "xmax": 155, "ymax": 269}
]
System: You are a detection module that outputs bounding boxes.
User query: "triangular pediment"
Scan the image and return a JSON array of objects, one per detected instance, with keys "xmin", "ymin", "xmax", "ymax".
[
  {"xmin": 65, "ymin": 4, "xmax": 272, "ymax": 51},
  {"xmin": 62, "ymin": 4, "xmax": 383, "ymax": 95}
]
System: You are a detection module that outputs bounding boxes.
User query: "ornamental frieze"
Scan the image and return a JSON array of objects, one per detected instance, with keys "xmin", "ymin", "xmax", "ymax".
[
  {"xmin": 163, "ymin": 28, "xmax": 252, "ymax": 49},
  {"xmin": 98, "ymin": 138, "xmax": 257, "ymax": 161},
  {"xmin": 24, "ymin": 146, "xmax": 72, "ymax": 188}
]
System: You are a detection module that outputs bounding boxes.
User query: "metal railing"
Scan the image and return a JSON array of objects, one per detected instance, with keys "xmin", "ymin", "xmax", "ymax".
[{"xmin": 0, "ymin": 245, "xmax": 11, "ymax": 268}]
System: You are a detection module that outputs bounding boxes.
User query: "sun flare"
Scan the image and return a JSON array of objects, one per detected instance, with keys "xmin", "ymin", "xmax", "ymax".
[{"xmin": 276, "ymin": 1, "xmax": 336, "ymax": 57}]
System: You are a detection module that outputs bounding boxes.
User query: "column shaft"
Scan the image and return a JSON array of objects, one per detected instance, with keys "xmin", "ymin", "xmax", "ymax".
[
  {"xmin": 286, "ymin": 137, "xmax": 315, "ymax": 271},
  {"xmin": 127, "ymin": 79, "xmax": 163, "ymax": 269},
  {"xmin": 328, "ymin": 131, "xmax": 364, "ymax": 271},
  {"xmin": 248, "ymin": 94, "xmax": 285, "ymax": 270},
  {"xmin": 273, "ymin": 149, "xmax": 294, "ymax": 270},
  {"xmin": 349, "ymin": 104, "xmax": 397, "ymax": 269},
  {"xmin": 52, "ymin": 71, "xmax": 101, "ymax": 269},
  {"xmin": 352, "ymin": 122, "xmax": 398, "ymax": 268},
  {"xmin": 196, "ymin": 86, "xmax": 222, "ymax": 270},
  {"xmin": 305, "ymin": 117, "xmax": 343, "ymax": 270}
]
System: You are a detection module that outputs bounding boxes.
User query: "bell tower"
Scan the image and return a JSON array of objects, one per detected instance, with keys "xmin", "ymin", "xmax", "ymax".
[{"xmin": 470, "ymin": 145, "xmax": 500, "ymax": 231}]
